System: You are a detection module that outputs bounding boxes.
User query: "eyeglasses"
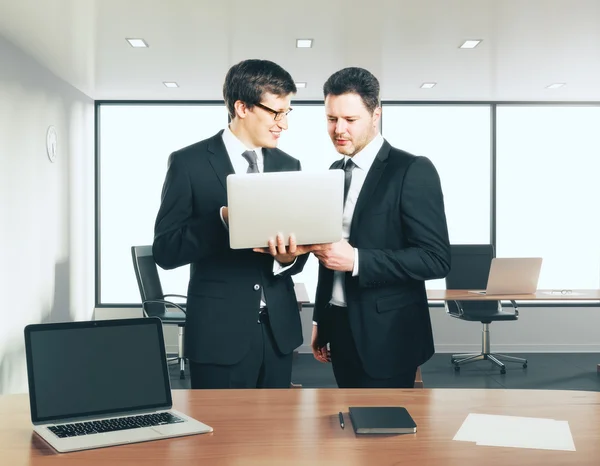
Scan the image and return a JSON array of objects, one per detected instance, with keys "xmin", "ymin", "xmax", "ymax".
[{"xmin": 253, "ymin": 102, "xmax": 293, "ymax": 121}]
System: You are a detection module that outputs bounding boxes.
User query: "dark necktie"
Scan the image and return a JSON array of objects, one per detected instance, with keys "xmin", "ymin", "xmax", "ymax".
[
  {"xmin": 242, "ymin": 150, "xmax": 259, "ymax": 173},
  {"xmin": 343, "ymin": 158, "xmax": 356, "ymax": 204}
]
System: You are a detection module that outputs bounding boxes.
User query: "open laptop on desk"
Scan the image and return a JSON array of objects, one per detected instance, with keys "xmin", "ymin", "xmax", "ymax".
[
  {"xmin": 469, "ymin": 257, "xmax": 543, "ymax": 295},
  {"xmin": 24, "ymin": 317, "xmax": 212, "ymax": 453}
]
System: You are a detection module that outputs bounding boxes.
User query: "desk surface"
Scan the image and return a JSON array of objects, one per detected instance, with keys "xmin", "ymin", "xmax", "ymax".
[
  {"xmin": 2, "ymin": 389, "xmax": 599, "ymax": 465},
  {"xmin": 427, "ymin": 289, "xmax": 600, "ymax": 301}
]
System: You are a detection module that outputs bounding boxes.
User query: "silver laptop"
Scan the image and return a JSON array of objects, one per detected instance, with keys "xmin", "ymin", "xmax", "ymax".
[
  {"xmin": 469, "ymin": 257, "xmax": 543, "ymax": 295},
  {"xmin": 227, "ymin": 170, "xmax": 344, "ymax": 249},
  {"xmin": 24, "ymin": 317, "xmax": 212, "ymax": 453}
]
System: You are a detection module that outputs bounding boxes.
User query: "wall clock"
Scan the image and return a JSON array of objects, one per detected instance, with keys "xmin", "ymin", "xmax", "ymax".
[{"xmin": 46, "ymin": 126, "xmax": 57, "ymax": 163}]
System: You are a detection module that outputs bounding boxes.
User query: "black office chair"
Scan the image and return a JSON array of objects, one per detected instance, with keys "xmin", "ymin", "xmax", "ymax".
[
  {"xmin": 445, "ymin": 244, "xmax": 528, "ymax": 374},
  {"xmin": 131, "ymin": 245, "xmax": 187, "ymax": 379}
]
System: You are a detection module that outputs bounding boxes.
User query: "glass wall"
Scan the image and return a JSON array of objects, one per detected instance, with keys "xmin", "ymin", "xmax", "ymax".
[
  {"xmin": 98, "ymin": 104, "xmax": 228, "ymax": 303},
  {"xmin": 97, "ymin": 102, "xmax": 600, "ymax": 304},
  {"xmin": 381, "ymin": 105, "xmax": 492, "ymax": 289}
]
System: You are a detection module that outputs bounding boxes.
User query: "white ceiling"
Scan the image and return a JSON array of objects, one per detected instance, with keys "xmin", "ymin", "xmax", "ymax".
[{"xmin": 1, "ymin": 0, "xmax": 599, "ymax": 101}]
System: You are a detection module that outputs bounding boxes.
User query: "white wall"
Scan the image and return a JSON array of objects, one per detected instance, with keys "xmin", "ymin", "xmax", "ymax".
[{"xmin": 0, "ymin": 34, "xmax": 94, "ymax": 395}]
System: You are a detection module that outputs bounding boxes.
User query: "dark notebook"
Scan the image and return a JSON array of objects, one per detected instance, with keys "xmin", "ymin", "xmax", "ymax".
[{"xmin": 348, "ymin": 407, "xmax": 417, "ymax": 434}]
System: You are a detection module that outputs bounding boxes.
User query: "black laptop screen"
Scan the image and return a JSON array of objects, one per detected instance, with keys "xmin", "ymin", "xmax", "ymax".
[{"xmin": 25, "ymin": 318, "xmax": 171, "ymax": 423}]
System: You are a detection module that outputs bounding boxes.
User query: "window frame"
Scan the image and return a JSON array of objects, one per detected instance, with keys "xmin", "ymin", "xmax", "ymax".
[{"xmin": 95, "ymin": 100, "xmax": 600, "ymax": 308}]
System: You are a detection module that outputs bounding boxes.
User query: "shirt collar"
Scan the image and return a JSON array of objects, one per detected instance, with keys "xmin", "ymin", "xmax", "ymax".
[
  {"xmin": 344, "ymin": 133, "xmax": 384, "ymax": 171},
  {"xmin": 222, "ymin": 126, "xmax": 261, "ymax": 157}
]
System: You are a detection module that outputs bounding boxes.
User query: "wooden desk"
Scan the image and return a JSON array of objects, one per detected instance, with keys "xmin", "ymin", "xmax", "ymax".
[{"xmin": 2, "ymin": 389, "xmax": 599, "ymax": 465}]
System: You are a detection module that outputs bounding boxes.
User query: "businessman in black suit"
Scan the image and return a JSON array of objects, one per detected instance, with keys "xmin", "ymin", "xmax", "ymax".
[
  {"xmin": 153, "ymin": 59, "xmax": 309, "ymax": 389},
  {"xmin": 310, "ymin": 67, "xmax": 451, "ymax": 388}
]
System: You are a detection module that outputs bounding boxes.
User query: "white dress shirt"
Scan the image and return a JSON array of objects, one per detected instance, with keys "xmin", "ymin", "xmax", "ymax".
[{"xmin": 329, "ymin": 133, "xmax": 385, "ymax": 307}]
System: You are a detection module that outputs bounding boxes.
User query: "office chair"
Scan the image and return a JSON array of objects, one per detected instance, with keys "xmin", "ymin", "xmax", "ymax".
[
  {"xmin": 131, "ymin": 245, "xmax": 187, "ymax": 379},
  {"xmin": 445, "ymin": 244, "xmax": 528, "ymax": 375}
]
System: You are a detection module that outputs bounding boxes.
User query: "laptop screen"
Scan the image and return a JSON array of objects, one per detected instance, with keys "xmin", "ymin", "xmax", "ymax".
[{"xmin": 25, "ymin": 318, "xmax": 172, "ymax": 424}]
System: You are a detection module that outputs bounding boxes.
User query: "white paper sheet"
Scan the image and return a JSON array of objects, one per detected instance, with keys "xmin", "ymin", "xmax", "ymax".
[
  {"xmin": 453, "ymin": 413, "xmax": 576, "ymax": 451},
  {"xmin": 540, "ymin": 291, "xmax": 585, "ymax": 296}
]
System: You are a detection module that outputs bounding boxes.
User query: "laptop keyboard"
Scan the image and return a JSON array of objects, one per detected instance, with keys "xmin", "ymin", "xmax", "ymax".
[{"xmin": 48, "ymin": 412, "xmax": 185, "ymax": 438}]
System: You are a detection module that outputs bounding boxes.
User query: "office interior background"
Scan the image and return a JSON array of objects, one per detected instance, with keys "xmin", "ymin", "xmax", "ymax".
[{"xmin": 1, "ymin": 0, "xmax": 600, "ymax": 395}]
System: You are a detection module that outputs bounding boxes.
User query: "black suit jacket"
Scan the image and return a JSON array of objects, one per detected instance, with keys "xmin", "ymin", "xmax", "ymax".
[
  {"xmin": 153, "ymin": 130, "xmax": 308, "ymax": 365},
  {"xmin": 313, "ymin": 140, "xmax": 451, "ymax": 378}
]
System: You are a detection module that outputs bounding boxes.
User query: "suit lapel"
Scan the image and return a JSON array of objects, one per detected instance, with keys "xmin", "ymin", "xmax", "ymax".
[
  {"xmin": 263, "ymin": 149, "xmax": 275, "ymax": 173},
  {"xmin": 207, "ymin": 130, "xmax": 234, "ymax": 190},
  {"xmin": 330, "ymin": 158, "xmax": 344, "ymax": 170},
  {"xmin": 350, "ymin": 141, "xmax": 391, "ymax": 234},
  {"xmin": 263, "ymin": 148, "xmax": 283, "ymax": 172}
]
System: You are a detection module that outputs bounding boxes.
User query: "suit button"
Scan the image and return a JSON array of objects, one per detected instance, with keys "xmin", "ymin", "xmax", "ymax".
[{"xmin": 254, "ymin": 284, "xmax": 260, "ymax": 291}]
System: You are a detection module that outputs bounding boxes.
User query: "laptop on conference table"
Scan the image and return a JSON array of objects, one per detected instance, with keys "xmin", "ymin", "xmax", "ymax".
[
  {"xmin": 24, "ymin": 317, "xmax": 212, "ymax": 453},
  {"xmin": 469, "ymin": 257, "xmax": 543, "ymax": 295},
  {"xmin": 227, "ymin": 170, "xmax": 344, "ymax": 249}
]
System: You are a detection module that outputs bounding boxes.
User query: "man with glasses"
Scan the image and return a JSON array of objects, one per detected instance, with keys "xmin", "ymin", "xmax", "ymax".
[{"xmin": 153, "ymin": 59, "xmax": 309, "ymax": 389}]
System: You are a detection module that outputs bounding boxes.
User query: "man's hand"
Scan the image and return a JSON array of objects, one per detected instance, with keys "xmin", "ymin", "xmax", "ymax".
[
  {"xmin": 312, "ymin": 239, "xmax": 355, "ymax": 272},
  {"xmin": 311, "ymin": 325, "xmax": 330, "ymax": 363},
  {"xmin": 253, "ymin": 233, "xmax": 313, "ymax": 265}
]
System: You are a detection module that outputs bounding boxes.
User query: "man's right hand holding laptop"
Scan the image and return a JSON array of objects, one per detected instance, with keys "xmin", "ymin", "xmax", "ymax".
[{"xmin": 252, "ymin": 232, "xmax": 317, "ymax": 265}]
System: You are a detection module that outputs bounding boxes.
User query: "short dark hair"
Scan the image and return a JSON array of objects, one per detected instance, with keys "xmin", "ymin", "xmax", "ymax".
[
  {"xmin": 223, "ymin": 59, "xmax": 297, "ymax": 119},
  {"xmin": 323, "ymin": 67, "xmax": 380, "ymax": 114}
]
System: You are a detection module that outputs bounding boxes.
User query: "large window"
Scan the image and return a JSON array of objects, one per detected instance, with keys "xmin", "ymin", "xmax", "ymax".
[
  {"xmin": 97, "ymin": 102, "xmax": 600, "ymax": 305},
  {"xmin": 496, "ymin": 106, "xmax": 600, "ymax": 289},
  {"xmin": 98, "ymin": 104, "xmax": 228, "ymax": 304},
  {"xmin": 381, "ymin": 105, "xmax": 492, "ymax": 289}
]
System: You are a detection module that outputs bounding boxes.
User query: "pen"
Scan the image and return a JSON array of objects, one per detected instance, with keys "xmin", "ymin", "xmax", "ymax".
[{"xmin": 338, "ymin": 411, "xmax": 345, "ymax": 429}]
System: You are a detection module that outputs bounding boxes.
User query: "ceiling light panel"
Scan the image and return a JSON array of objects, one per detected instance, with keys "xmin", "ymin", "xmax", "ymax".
[{"xmin": 126, "ymin": 38, "xmax": 148, "ymax": 48}]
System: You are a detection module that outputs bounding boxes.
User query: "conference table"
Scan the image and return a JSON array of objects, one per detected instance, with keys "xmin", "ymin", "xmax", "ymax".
[{"xmin": 2, "ymin": 388, "xmax": 600, "ymax": 465}]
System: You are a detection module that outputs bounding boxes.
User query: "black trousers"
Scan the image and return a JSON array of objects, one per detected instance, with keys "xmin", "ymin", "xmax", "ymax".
[
  {"xmin": 189, "ymin": 309, "xmax": 293, "ymax": 389},
  {"xmin": 329, "ymin": 305, "xmax": 417, "ymax": 389}
]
